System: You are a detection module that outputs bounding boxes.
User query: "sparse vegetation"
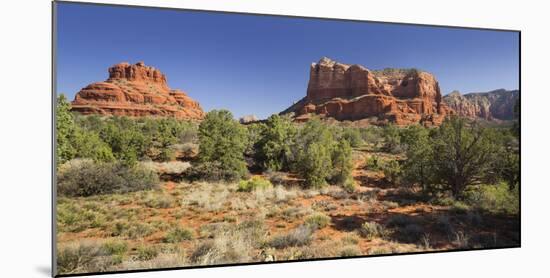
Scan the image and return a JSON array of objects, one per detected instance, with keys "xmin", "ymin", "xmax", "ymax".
[{"xmin": 56, "ymin": 109, "xmax": 520, "ymax": 275}]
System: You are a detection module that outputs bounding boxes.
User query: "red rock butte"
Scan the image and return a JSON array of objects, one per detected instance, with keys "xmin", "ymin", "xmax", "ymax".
[
  {"xmin": 281, "ymin": 57, "xmax": 453, "ymax": 126},
  {"xmin": 71, "ymin": 62, "xmax": 204, "ymax": 120}
]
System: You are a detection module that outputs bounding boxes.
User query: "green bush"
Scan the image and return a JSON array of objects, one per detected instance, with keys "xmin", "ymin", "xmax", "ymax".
[
  {"xmin": 381, "ymin": 159, "xmax": 402, "ymax": 184},
  {"xmin": 184, "ymin": 161, "xmax": 247, "ymax": 182},
  {"xmin": 358, "ymin": 221, "xmax": 387, "ymax": 240},
  {"xmin": 292, "ymin": 119, "xmax": 335, "ymax": 188},
  {"xmin": 57, "ymin": 160, "xmax": 159, "ymax": 197},
  {"xmin": 463, "ymin": 183, "xmax": 519, "ymax": 215},
  {"xmin": 163, "ymin": 227, "xmax": 194, "ymax": 243},
  {"xmin": 340, "ymin": 127, "xmax": 363, "ymax": 147},
  {"xmin": 304, "ymin": 213, "xmax": 331, "ymax": 230},
  {"xmin": 365, "ymin": 155, "xmax": 382, "ymax": 171},
  {"xmin": 331, "ymin": 140, "xmax": 354, "ymax": 187},
  {"xmin": 381, "ymin": 124, "xmax": 403, "ymax": 153},
  {"xmin": 431, "ymin": 116, "xmax": 499, "ymax": 197},
  {"xmin": 253, "ymin": 114, "xmax": 296, "ymax": 171},
  {"xmin": 197, "ymin": 110, "xmax": 248, "ymax": 181},
  {"xmin": 56, "ymin": 95, "xmax": 77, "ymax": 166},
  {"xmin": 136, "ymin": 245, "xmax": 158, "ymax": 261},
  {"xmin": 238, "ymin": 176, "xmax": 273, "ymax": 192}
]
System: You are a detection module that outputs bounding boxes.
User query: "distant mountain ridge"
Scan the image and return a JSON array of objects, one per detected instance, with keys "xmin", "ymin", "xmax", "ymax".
[{"xmin": 443, "ymin": 89, "xmax": 519, "ymax": 120}]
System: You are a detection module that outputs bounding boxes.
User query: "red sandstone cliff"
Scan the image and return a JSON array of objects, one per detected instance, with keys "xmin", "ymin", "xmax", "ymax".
[
  {"xmin": 71, "ymin": 62, "xmax": 204, "ymax": 120},
  {"xmin": 281, "ymin": 57, "xmax": 451, "ymax": 126}
]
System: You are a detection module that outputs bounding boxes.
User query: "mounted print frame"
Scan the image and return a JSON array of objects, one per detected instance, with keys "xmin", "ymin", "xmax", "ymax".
[{"xmin": 53, "ymin": 1, "xmax": 520, "ymax": 276}]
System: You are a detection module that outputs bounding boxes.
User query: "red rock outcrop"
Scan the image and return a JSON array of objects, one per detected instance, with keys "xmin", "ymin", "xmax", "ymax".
[
  {"xmin": 281, "ymin": 57, "xmax": 451, "ymax": 126},
  {"xmin": 71, "ymin": 62, "xmax": 204, "ymax": 120}
]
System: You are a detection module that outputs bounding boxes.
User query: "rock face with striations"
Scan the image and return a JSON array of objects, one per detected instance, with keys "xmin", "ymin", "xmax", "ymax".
[
  {"xmin": 71, "ymin": 62, "xmax": 204, "ymax": 120},
  {"xmin": 281, "ymin": 57, "xmax": 451, "ymax": 126},
  {"xmin": 443, "ymin": 89, "xmax": 519, "ymax": 120}
]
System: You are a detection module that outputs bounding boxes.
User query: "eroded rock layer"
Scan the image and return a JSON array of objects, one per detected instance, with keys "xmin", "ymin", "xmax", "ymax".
[
  {"xmin": 443, "ymin": 89, "xmax": 519, "ymax": 120},
  {"xmin": 71, "ymin": 62, "xmax": 204, "ymax": 120},
  {"xmin": 281, "ymin": 57, "xmax": 451, "ymax": 126}
]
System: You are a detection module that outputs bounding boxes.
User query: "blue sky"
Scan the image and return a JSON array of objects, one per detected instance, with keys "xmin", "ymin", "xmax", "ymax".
[{"xmin": 55, "ymin": 2, "xmax": 519, "ymax": 119}]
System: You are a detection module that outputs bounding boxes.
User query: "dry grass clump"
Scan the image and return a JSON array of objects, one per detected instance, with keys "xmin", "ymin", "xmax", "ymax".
[
  {"xmin": 181, "ymin": 182, "xmax": 230, "ymax": 212},
  {"xmin": 358, "ymin": 221, "xmax": 388, "ymax": 240},
  {"xmin": 269, "ymin": 225, "xmax": 314, "ymax": 249},
  {"xmin": 140, "ymin": 161, "xmax": 191, "ymax": 174},
  {"xmin": 163, "ymin": 227, "xmax": 194, "ymax": 243},
  {"xmin": 304, "ymin": 213, "xmax": 331, "ymax": 230},
  {"xmin": 190, "ymin": 219, "xmax": 266, "ymax": 265}
]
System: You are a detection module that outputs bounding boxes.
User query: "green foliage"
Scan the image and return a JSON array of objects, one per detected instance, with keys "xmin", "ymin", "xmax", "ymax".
[
  {"xmin": 381, "ymin": 159, "xmax": 402, "ymax": 184},
  {"xmin": 358, "ymin": 221, "xmax": 387, "ymax": 240},
  {"xmin": 292, "ymin": 119, "xmax": 335, "ymax": 188},
  {"xmin": 72, "ymin": 129, "xmax": 115, "ymax": 163},
  {"xmin": 253, "ymin": 114, "xmax": 296, "ymax": 171},
  {"xmin": 56, "ymin": 95, "xmax": 77, "ymax": 165},
  {"xmin": 197, "ymin": 110, "xmax": 248, "ymax": 181},
  {"xmin": 382, "ymin": 124, "xmax": 403, "ymax": 153},
  {"xmin": 304, "ymin": 213, "xmax": 331, "ymax": 230},
  {"xmin": 365, "ymin": 155, "xmax": 382, "ymax": 171},
  {"xmin": 163, "ymin": 227, "xmax": 194, "ymax": 243},
  {"xmin": 237, "ymin": 176, "xmax": 273, "ymax": 192},
  {"xmin": 431, "ymin": 116, "xmax": 499, "ymax": 197},
  {"xmin": 331, "ymin": 140, "xmax": 354, "ymax": 187},
  {"xmin": 401, "ymin": 125, "xmax": 434, "ymax": 191},
  {"xmin": 340, "ymin": 127, "xmax": 363, "ymax": 147},
  {"xmin": 463, "ymin": 183, "xmax": 519, "ymax": 215},
  {"xmin": 57, "ymin": 160, "xmax": 159, "ymax": 197},
  {"xmin": 136, "ymin": 245, "xmax": 158, "ymax": 261}
]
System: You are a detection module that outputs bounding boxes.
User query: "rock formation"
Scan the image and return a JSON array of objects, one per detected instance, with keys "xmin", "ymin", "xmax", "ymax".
[
  {"xmin": 281, "ymin": 57, "xmax": 451, "ymax": 126},
  {"xmin": 71, "ymin": 62, "xmax": 204, "ymax": 120},
  {"xmin": 239, "ymin": 115, "xmax": 259, "ymax": 124},
  {"xmin": 443, "ymin": 89, "xmax": 519, "ymax": 120}
]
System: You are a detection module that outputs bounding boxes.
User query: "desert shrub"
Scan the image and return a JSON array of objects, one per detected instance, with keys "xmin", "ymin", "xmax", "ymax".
[
  {"xmin": 253, "ymin": 114, "xmax": 296, "ymax": 171},
  {"xmin": 381, "ymin": 124, "xmax": 403, "ymax": 153},
  {"xmin": 163, "ymin": 227, "xmax": 194, "ymax": 243},
  {"xmin": 102, "ymin": 240, "xmax": 128, "ymax": 257},
  {"xmin": 359, "ymin": 126, "xmax": 383, "ymax": 145},
  {"xmin": 304, "ymin": 213, "xmax": 331, "ymax": 230},
  {"xmin": 136, "ymin": 245, "xmax": 158, "ymax": 261},
  {"xmin": 297, "ymin": 142, "xmax": 333, "ymax": 188},
  {"xmin": 365, "ymin": 155, "xmax": 382, "ymax": 171},
  {"xmin": 56, "ymin": 241, "xmax": 123, "ymax": 274},
  {"xmin": 238, "ymin": 176, "xmax": 273, "ymax": 192},
  {"xmin": 358, "ymin": 221, "xmax": 387, "ymax": 240},
  {"xmin": 401, "ymin": 125, "xmax": 435, "ymax": 191},
  {"xmin": 462, "ymin": 183, "xmax": 519, "ymax": 215},
  {"xmin": 331, "ymin": 140, "xmax": 354, "ymax": 188},
  {"xmin": 196, "ymin": 110, "xmax": 248, "ymax": 181},
  {"xmin": 291, "ymin": 118, "xmax": 335, "ymax": 188},
  {"xmin": 340, "ymin": 127, "xmax": 363, "ymax": 147},
  {"xmin": 57, "ymin": 160, "xmax": 159, "ymax": 197},
  {"xmin": 381, "ymin": 159, "xmax": 402, "ymax": 184},
  {"xmin": 190, "ymin": 219, "xmax": 264, "ymax": 265},
  {"xmin": 431, "ymin": 116, "xmax": 499, "ymax": 197},
  {"xmin": 72, "ymin": 129, "xmax": 115, "ymax": 163},
  {"xmin": 56, "ymin": 95, "xmax": 77, "ymax": 166},
  {"xmin": 124, "ymin": 222, "xmax": 156, "ymax": 239},
  {"xmin": 340, "ymin": 245, "xmax": 361, "ymax": 257},
  {"xmin": 142, "ymin": 194, "xmax": 176, "ymax": 209},
  {"xmin": 56, "ymin": 202, "xmax": 108, "ymax": 232},
  {"xmin": 266, "ymin": 171, "xmax": 286, "ymax": 185},
  {"xmin": 184, "ymin": 161, "xmax": 246, "ymax": 182},
  {"xmin": 269, "ymin": 225, "xmax": 314, "ymax": 249}
]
